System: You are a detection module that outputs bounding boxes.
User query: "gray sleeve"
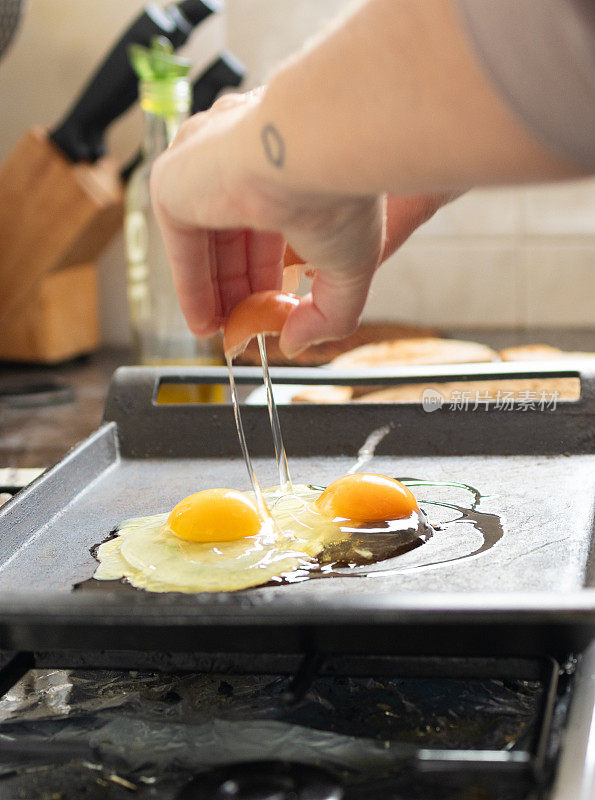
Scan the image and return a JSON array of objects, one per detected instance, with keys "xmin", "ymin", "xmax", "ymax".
[{"xmin": 455, "ymin": 0, "xmax": 595, "ymax": 169}]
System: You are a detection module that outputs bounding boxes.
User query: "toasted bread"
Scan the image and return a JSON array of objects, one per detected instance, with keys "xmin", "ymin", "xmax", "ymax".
[
  {"xmin": 291, "ymin": 385, "xmax": 354, "ymax": 404},
  {"xmin": 499, "ymin": 344, "xmax": 595, "ymax": 361},
  {"xmin": 330, "ymin": 337, "xmax": 498, "ymax": 368},
  {"xmin": 355, "ymin": 377, "xmax": 580, "ymax": 404}
]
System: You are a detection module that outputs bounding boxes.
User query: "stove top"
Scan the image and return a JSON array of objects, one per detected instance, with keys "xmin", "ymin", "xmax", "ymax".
[
  {"xmin": 0, "ymin": 363, "xmax": 593, "ymax": 797},
  {"xmin": 0, "ymin": 648, "xmax": 589, "ymax": 800}
]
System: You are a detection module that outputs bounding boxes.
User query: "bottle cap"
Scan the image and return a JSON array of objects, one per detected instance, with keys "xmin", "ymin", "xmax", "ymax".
[{"xmin": 129, "ymin": 36, "xmax": 191, "ymax": 117}]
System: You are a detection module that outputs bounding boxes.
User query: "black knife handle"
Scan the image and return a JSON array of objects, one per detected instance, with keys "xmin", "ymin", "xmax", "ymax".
[
  {"xmin": 192, "ymin": 50, "xmax": 245, "ymax": 113},
  {"xmin": 50, "ymin": 0, "xmax": 219, "ymax": 163},
  {"xmin": 120, "ymin": 50, "xmax": 245, "ymax": 182}
]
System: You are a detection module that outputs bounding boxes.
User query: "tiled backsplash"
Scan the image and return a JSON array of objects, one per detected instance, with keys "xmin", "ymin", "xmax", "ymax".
[
  {"xmin": 81, "ymin": 180, "xmax": 595, "ymax": 342},
  {"xmin": 225, "ymin": 0, "xmax": 595, "ymax": 333},
  {"xmin": 366, "ymin": 182, "xmax": 595, "ymax": 328},
  {"xmin": 0, "ymin": 0, "xmax": 592, "ymax": 344}
]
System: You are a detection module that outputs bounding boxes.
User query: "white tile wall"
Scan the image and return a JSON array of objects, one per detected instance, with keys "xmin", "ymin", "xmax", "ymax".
[
  {"xmin": 226, "ymin": 0, "xmax": 349, "ymax": 86},
  {"xmin": 0, "ymin": 0, "xmax": 593, "ymax": 344},
  {"xmin": 362, "ymin": 180, "xmax": 595, "ymax": 328},
  {"xmin": 227, "ymin": 1, "xmax": 595, "ymax": 333},
  {"xmin": 520, "ymin": 179, "xmax": 595, "ymax": 237},
  {"xmin": 521, "ymin": 246, "xmax": 595, "ymax": 327},
  {"xmin": 414, "ymin": 188, "xmax": 522, "ymax": 238},
  {"xmin": 366, "ymin": 240, "xmax": 521, "ymax": 327}
]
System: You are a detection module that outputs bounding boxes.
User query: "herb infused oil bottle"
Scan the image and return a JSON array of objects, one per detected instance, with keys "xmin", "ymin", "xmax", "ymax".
[{"xmin": 125, "ymin": 38, "xmax": 223, "ymax": 400}]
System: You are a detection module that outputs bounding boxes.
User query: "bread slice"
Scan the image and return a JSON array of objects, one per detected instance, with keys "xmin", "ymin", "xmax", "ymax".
[
  {"xmin": 235, "ymin": 323, "xmax": 437, "ymax": 367},
  {"xmin": 499, "ymin": 344, "xmax": 595, "ymax": 361},
  {"xmin": 290, "ymin": 385, "xmax": 354, "ymax": 404},
  {"xmin": 330, "ymin": 337, "xmax": 498, "ymax": 368},
  {"xmin": 290, "ymin": 338, "xmax": 590, "ymax": 404},
  {"xmin": 292, "ymin": 336, "xmax": 498, "ymax": 403},
  {"xmin": 355, "ymin": 377, "xmax": 580, "ymax": 404}
]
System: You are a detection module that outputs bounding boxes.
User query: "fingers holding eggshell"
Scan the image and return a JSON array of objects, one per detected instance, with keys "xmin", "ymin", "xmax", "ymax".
[
  {"xmin": 158, "ymin": 225, "xmax": 223, "ymax": 337},
  {"xmin": 213, "ymin": 229, "xmax": 253, "ymax": 315},
  {"xmin": 214, "ymin": 229, "xmax": 286, "ymax": 320},
  {"xmin": 278, "ymin": 266, "xmax": 375, "ymax": 358},
  {"xmin": 281, "ymin": 242, "xmax": 306, "ymax": 292},
  {"xmin": 223, "ymin": 290, "xmax": 300, "ymax": 358},
  {"xmin": 245, "ymin": 229, "xmax": 286, "ymax": 293}
]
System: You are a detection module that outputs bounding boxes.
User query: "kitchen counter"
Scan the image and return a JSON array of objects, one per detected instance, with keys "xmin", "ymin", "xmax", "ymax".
[
  {"xmin": 0, "ymin": 348, "xmax": 128, "ymax": 469},
  {"xmin": 1, "ymin": 328, "xmax": 593, "ymax": 471}
]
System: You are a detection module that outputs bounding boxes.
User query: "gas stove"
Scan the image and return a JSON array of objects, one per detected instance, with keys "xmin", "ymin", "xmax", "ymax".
[
  {"xmin": 0, "ymin": 362, "xmax": 593, "ymax": 798},
  {"xmin": 0, "ymin": 647, "xmax": 592, "ymax": 799}
]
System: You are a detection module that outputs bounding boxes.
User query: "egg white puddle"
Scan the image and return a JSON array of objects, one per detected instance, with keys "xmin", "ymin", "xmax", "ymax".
[{"xmin": 94, "ymin": 486, "xmax": 341, "ymax": 593}]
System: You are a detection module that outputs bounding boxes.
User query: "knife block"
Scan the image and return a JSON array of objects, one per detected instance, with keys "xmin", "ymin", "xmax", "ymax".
[
  {"xmin": 0, "ymin": 263, "xmax": 100, "ymax": 363},
  {"xmin": 0, "ymin": 127, "xmax": 123, "ymax": 361}
]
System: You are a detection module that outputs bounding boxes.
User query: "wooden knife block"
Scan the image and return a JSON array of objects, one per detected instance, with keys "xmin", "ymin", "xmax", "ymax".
[
  {"xmin": 0, "ymin": 263, "xmax": 100, "ymax": 364},
  {"xmin": 0, "ymin": 127, "xmax": 124, "ymax": 363}
]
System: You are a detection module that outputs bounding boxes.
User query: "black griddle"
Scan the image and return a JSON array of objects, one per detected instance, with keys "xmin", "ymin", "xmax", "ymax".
[{"xmin": 0, "ymin": 362, "xmax": 593, "ymax": 667}]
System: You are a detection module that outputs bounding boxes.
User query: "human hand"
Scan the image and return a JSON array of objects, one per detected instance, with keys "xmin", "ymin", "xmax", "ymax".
[
  {"xmin": 151, "ymin": 89, "xmax": 453, "ymax": 355},
  {"xmin": 150, "ymin": 90, "xmax": 386, "ymax": 350},
  {"xmin": 150, "ymin": 91, "xmax": 284, "ymax": 339},
  {"xmin": 278, "ymin": 192, "xmax": 455, "ymax": 353},
  {"xmin": 381, "ymin": 193, "xmax": 455, "ymax": 261}
]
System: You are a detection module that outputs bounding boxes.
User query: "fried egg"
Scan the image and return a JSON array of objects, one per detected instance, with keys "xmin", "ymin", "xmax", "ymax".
[
  {"xmin": 94, "ymin": 475, "xmax": 428, "ymax": 593},
  {"xmin": 316, "ymin": 473, "xmax": 418, "ymax": 522},
  {"xmin": 94, "ymin": 485, "xmax": 339, "ymax": 593}
]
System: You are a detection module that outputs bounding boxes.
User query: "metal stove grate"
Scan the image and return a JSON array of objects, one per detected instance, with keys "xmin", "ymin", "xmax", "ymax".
[{"xmin": 0, "ymin": 649, "xmax": 584, "ymax": 799}]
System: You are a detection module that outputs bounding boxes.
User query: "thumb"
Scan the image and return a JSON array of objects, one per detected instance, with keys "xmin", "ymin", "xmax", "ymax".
[{"xmin": 279, "ymin": 267, "xmax": 374, "ymax": 358}]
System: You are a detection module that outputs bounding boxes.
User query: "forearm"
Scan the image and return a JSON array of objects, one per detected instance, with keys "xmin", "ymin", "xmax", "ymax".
[
  {"xmin": 236, "ymin": 0, "xmax": 584, "ymax": 201},
  {"xmin": 150, "ymin": 0, "xmax": 589, "ymax": 352}
]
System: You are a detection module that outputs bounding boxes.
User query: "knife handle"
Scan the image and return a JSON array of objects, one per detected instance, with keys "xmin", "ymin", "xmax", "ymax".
[
  {"xmin": 50, "ymin": 1, "xmax": 219, "ymax": 163},
  {"xmin": 191, "ymin": 50, "xmax": 245, "ymax": 113},
  {"xmin": 120, "ymin": 50, "xmax": 245, "ymax": 182}
]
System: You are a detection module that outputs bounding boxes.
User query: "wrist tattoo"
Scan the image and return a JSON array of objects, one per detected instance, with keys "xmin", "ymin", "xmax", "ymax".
[{"xmin": 261, "ymin": 124, "xmax": 285, "ymax": 168}]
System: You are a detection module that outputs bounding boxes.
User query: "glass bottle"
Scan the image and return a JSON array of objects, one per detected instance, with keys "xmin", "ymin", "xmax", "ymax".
[{"xmin": 125, "ymin": 38, "xmax": 223, "ymax": 400}]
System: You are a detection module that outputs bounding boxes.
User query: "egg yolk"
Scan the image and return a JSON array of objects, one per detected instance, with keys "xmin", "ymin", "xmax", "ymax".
[
  {"xmin": 315, "ymin": 474, "xmax": 418, "ymax": 523},
  {"xmin": 223, "ymin": 291, "xmax": 300, "ymax": 358},
  {"xmin": 166, "ymin": 489, "xmax": 263, "ymax": 542}
]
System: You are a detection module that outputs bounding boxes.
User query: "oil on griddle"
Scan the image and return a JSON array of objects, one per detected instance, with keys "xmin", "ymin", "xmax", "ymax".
[{"xmin": 76, "ymin": 479, "xmax": 504, "ymax": 595}]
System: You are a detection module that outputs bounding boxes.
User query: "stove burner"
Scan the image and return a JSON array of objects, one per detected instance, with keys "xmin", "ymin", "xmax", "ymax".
[{"xmin": 178, "ymin": 762, "xmax": 344, "ymax": 800}]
